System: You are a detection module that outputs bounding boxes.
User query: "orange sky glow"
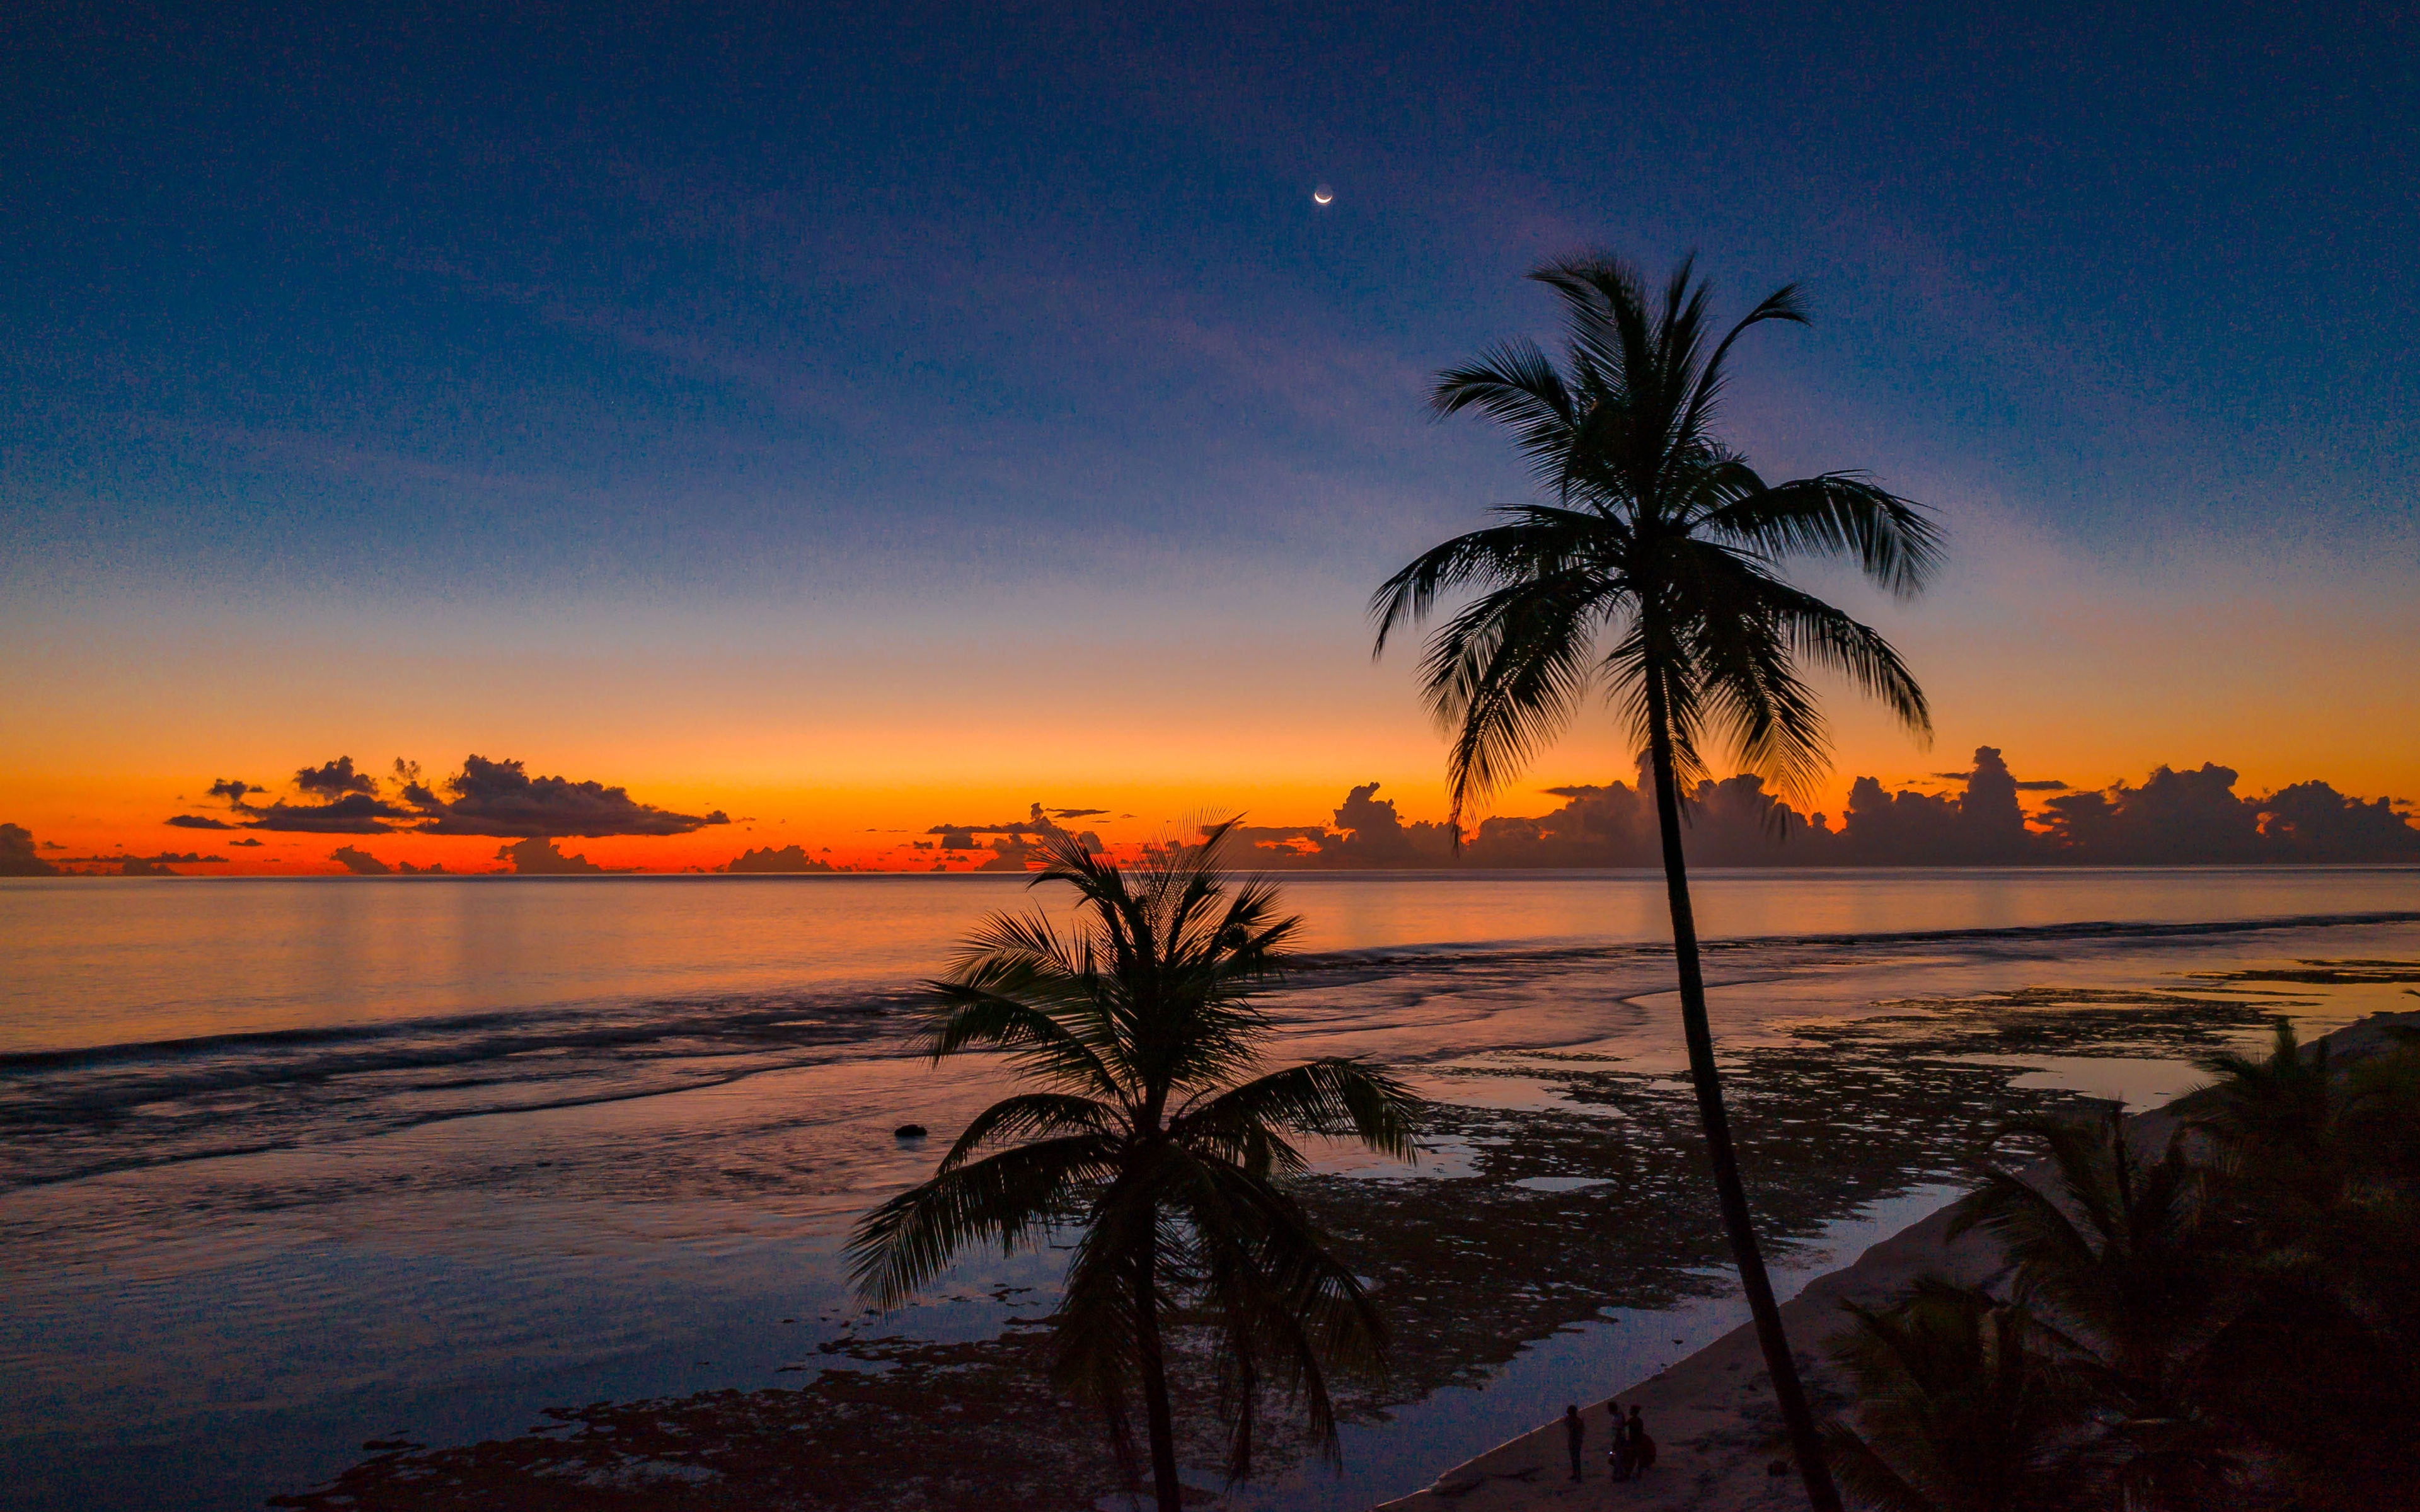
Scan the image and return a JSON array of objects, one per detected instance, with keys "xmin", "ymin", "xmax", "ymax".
[{"xmin": 8, "ymin": 507, "xmax": 2414, "ymax": 875}]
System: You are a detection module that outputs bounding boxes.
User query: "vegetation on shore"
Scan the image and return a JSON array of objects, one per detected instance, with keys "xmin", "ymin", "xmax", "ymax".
[{"xmin": 1824, "ymin": 1019, "xmax": 2420, "ymax": 1511}]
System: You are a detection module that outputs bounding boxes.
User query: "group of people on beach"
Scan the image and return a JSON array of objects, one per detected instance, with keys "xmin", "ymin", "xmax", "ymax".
[{"xmin": 1562, "ymin": 1401, "xmax": 1656, "ymax": 1484}]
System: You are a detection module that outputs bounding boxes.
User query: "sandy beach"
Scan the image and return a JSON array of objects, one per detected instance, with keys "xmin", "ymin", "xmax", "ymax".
[{"xmin": 1378, "ymin": 1009, "xmax": 2420, "ymax": 1512}]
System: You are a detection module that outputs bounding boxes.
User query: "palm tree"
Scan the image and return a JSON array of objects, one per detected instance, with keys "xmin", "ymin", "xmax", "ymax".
[
  {"xmin": 2191, "ymin": 1020, "xmax": 2344, "ymax": 1210},
  {"xmin": 1821, "ymin": 1278, "xmax": 2085, "ymax": 1512},
  {"xmin": 1373, "ymin": 253, "xmax": 1941, "ymax": 1511},
  {"xmin": 848, "ymin": 822, "xmax": 1423, "ymax": 1512},
  {"xmin": 1948, "ymin": 1111, "xmax": 2230, "ymax": 1508}
]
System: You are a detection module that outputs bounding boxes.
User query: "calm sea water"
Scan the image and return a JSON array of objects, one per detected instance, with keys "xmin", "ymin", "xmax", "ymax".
[{"xmin": 4, "ymin": 869, "xmax": 2417, "ymax": 1511}]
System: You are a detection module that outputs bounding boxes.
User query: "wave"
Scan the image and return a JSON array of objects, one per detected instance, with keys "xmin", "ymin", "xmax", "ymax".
[
  {"xmin": 4, "ymin": 907, "xmax": 2412, "ymax": 1195},
  {"xmin": 0, "ymin": 985, "xmax": 925, "ymax": 1193},
  {"xmin": 1295, "ymin": 908, "xmax": 2420, "ymax": 975}
]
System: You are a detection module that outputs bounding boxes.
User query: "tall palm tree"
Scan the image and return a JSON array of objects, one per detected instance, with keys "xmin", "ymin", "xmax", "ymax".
[
  {"xmin": 848, "ymin": 822, "xmax": 1423, "ymax": 1512},
  {"xmin": 1373, "ymin": 254, "xmax": 1940, "ymax": 1511}
]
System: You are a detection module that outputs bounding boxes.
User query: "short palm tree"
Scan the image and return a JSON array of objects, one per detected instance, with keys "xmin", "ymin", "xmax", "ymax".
[
  {"xmin": 1949, "ymin": 1111, "xmax": 2229, "ymax": 1508},
  {"xmin": 1822, "ymin": 1278, "xmax": 2085, "ymax": 1512},
  {"xmin": 2192, "ymin": 1021, "xmax": 2343, "ymax": 1208},
  {"xmin": 848, "ymin": 822, "xmax": 1422, "ymax": 1512},
  {"xmin": 1373, "ymin": 253, "xmax": 1941, "ymax": 1511}
]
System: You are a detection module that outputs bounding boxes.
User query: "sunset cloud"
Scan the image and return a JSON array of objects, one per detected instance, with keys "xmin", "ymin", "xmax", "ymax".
[
  {"xmin": 417, "ymin": 755, "xmax": 729, "ymax": 839},
  {"xmin": 495, "ymin": 837, "xmax": 612, "ymax": 874},
  {"xmin": 720, "ymin": 844, "xmax": 837, "ymax": 874},
  {"xmin": 1248, "ymin": 750, "xmax": 2420, "ymax": 869},
  {"xmin": 293, "ymin": 757, "xmax": 379, "ymax": 800},
  {"xmin": 1, "ymin": 824, "xmax": 59, "ymax": 877},
  {"xmin": 919, "ymin": 803, "xmax": 1103, "ymax": 870},
  {"xmin": 243, "ymin": 793, "xmax": 421, "ymax": 834},
  {"xmin": 328, "ymin": 845, "xmax": 393, "ymax": 875},
  {"xmin": 168, "ymin": 753, "xmax": 728, "ymax": 840}
]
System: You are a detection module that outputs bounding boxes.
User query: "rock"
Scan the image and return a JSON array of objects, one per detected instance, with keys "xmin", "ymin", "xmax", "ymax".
[{"xmin": 893, "ymin": 1123, "xmax": 928, "ymax": 1139}]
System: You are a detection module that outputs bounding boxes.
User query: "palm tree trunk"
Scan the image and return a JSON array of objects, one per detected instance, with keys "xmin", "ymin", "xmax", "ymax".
[
  {"xmin": 1133, "ymin": 1236, "xmax": 1184, "ymax": 1512},
  {"xmin": 1644, "ymin": 681, "xmax": 1844, "ymax": 1512}
]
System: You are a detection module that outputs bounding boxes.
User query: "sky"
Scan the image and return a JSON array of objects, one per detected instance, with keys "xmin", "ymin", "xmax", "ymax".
[{"xmin": 3, "ymin": 3, "xmax": 2415, "ymax": 872}]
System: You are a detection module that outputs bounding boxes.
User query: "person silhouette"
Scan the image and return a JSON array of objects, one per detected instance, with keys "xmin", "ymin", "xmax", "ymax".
[
  {"xmin": 1607, "ymin": 1400, "xmax": 1634, "ymax": 1480},
  {"xmin": 1627, "ymin": 1404, "xmax": 1657, "ymax": 1473}
]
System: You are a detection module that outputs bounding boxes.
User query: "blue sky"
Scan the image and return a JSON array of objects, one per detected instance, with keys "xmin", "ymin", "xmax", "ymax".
[{"xmin": 4, "ymin": 2, "xmax": 2415, "ymax": 861}]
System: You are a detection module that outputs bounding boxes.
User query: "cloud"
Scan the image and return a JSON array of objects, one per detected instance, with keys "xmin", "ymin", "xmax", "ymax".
[
  {"xmin": 720, "ymin": 844, "xmax": 836, "ymax": 874},
  {"xmin": 1248, "ymin": 747, "xmax": 2420, "ymax": 870},
  {"xmin": 170, "ymin": 753, "xmax": 728, "ymax": 840},
  {"xmin": 2036, "ymin": 764, "xmax": 2263, "ymax": 863},
  {"xmin": 229, "ymin": 837, "xmax": 263, "ymax": 847},
  {"xmin": 418, "ymin": 755, "xmax": 729, "ymax": 838},
  {"xmin": 2257, "ymin": 781, "xmax": 2420, "ymax": 862},
  {"xmin": 494, "ymin": 837, "xmax": 612, "ymax": 874},
  {"xmin": 2031, "ymin": 765, "xmax": 2420, "ymax": 865},
  {"xmin": 926, "ymin": 817, "xmax": 1051, "ymax": 836},
  {"xmin": 293, "ymin": 757, "xmax": 379, "ymax": 799},
  {"xmin": 243, "ymin": 793, "xmax": 421, "ymax": 833},
  {"xmin": 1231, "ymin": 783, "xmax": 1461, "ymax": 868},
  {"xmin": 329, "ymin": 845, "xmax": 394, "ymax": 875},
  {"xmin": 916, "ymin": 803, "xmax": 1102, "ymax": 871},
  {"xmin": 1, "ymin": 823, "xmax": 60, "ymax": 876},
  {"xmin": 1051, "ymin": 808, "xmax": 1110, "ymax": 819}
]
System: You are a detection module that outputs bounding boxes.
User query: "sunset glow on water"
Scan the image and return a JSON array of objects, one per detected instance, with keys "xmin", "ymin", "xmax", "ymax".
[{"xmin": 4, "ymin": 871, "xmax": 2414, "ymax": 1508}]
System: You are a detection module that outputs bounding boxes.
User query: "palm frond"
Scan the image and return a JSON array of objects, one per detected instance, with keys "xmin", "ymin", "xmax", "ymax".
[
  {"xmin": 1700, "ymin": 472, "xmax": 1944, "ymax": 599},
  {"xmin": 1367, "ymin": 505, "xmax": 1614, "ymax": 655},
  {"xmin": 1420, "ymin": 571, "xmax": 1617, "ymax": 830},
  {"xmin": 1173, "ymin": 1058, "xmax": 1424, "ymax": 1164},
  {"xmin": 938, "ymin": 1092, "xmax": 1124, "ymax": 1170},
  {"xmin": 916, "ymin": 978, "xmax": 1126, "ymax": 1101},
  {"xmin": 1428, "ymin": 340, "xmax": 1579, "ymax": 493},
  {"xmin": 848, "ymin": 1133, "xmax": 1118, "ymax": 1310},
  {"xmin": 1170, "ymin": 1156, "xmax": 1389, "ymax": 1478},
  {"xmin": 1673, "ymin": 280, "xmax": 1807, "ymax": 462}
]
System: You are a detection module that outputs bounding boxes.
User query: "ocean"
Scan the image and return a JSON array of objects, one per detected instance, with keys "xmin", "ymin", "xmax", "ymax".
[{"xmin": 4, "ymin": 869, "xmax": 2416, "ymax": 1510}]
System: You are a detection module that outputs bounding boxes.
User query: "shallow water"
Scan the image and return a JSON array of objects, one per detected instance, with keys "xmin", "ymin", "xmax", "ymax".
[{"xmin": 3, "ymin": 869, "xmax": 2416, "ymax": 1509}]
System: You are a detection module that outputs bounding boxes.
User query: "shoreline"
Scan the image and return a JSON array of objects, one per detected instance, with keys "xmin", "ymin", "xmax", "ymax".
[{"xmin": 1374, "ymin": 1009, "xmax": 2420, "ymax": 1512}]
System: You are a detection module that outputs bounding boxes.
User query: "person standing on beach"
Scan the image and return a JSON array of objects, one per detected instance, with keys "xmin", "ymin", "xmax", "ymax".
[
  {"xmin": 1564, "ymin": 1404, "xmax": 1586, "ymax": 1480},
  {"xmin": 1609, "ymin": 1404, "xmax": 1635, "ymax": 1481},
  {"xmin": 1627, "ymin": 1405, "xmax": 1656, "ymax": 1474}
]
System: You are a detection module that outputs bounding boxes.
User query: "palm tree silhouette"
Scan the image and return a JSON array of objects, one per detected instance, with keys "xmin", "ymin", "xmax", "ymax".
[
  {"xmin": 1373, "ymin": 254, "xmax": 1941, "ymax": 1511},
  {"xmin": 849, "ymin": 822, "xmax": 1422, "ymax": 1512},
  {"xmin": 1821, "ymin": 1278, "xmax": 2086, "ymax": 1512},
  {"xmin": 1949, "ymin": 1110, "xmax": 2232, "ymax": 1507}
]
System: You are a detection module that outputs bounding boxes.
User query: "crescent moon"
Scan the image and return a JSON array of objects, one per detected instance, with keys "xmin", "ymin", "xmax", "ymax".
[{"xmin": 1312, "ymin": 185, "xmax": 1334, "ymax": 206}]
